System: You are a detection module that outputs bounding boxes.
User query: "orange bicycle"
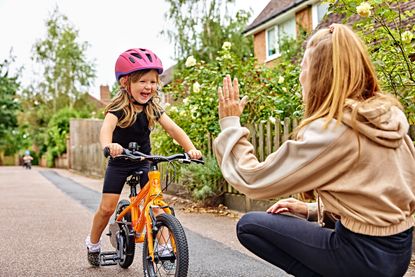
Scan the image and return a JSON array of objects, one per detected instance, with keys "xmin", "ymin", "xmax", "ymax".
[{"xmin": 99, "ymin": 143, "xmax": 203, "ymax": 277}]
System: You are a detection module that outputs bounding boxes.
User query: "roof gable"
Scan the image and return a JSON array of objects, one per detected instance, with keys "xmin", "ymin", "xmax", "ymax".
[{"xmin": 244, "ymin": 0, "xmax": 309, "ymax": 34}]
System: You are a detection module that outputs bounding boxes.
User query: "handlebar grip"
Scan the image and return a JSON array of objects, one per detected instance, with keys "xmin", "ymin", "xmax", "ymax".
[
  {"xmin": 192, "ymin": 157, "xmax": 205, "ymax": 164},
  {"xmin": 103, "ymin": 147, "xmax": 111, "ymax": 158}
]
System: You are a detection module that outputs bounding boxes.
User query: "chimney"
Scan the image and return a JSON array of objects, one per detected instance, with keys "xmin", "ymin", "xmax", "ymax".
[{"xmin": 100, "ymin": 85, "xmax": 111, "ymax": 104}]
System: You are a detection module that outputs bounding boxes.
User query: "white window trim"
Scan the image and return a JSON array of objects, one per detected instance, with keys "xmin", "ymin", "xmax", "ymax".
[
  {"xmin": 265, "ymin": 16, "xmax": 296, "ymax": 62},
  {"xmin": 266, "ymin": 26, "xmax": 281, "ymax": 61},
  {"xmin": 312, "ymin": 4, "xmax": 319, "ymax": 29},
  {"xmin": 312, "ymin": 2, "xmax": 329, "ymax": 30}
]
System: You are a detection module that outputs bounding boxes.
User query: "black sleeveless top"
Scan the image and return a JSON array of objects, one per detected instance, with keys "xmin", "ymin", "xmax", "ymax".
[{"xmin": 109, "ymin": 109, "xmax": 163, "ymax": 155}]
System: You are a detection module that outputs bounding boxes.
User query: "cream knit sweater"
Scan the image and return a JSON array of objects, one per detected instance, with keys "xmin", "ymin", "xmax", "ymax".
[{"xmin": 214, "ymin": 98, "xmax": 415, "ymax": 236}]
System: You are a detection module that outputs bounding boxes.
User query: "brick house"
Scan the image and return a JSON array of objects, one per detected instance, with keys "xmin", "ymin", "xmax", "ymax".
[
  {"xmin": 243, "ymin": 0, "xmax": 329, "ymax": 67},
  {"xmin": 244, "ymin": 0, "xmax": 415, "ymax": 66}
]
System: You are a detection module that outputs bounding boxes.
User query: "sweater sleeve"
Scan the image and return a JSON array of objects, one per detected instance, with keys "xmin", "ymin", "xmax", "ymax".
[{"xmin": 213, "ymin": 116, "xmax": 353, "ymax": 200}]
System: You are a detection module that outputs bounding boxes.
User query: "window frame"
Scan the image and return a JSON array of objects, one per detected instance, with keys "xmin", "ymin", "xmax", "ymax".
[{"xmin": 265, "ymin": 17, "xmax": 297, "ymax": 62}]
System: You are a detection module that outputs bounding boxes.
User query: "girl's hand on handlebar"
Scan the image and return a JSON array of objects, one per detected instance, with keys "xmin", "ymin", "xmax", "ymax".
[
  {"xmin": 104, "ymin": 143, "xmax": 123, "ymax": 157},
  {"xmin": 267, "ymin": 198, "xmax": 308, "ymax": 219},
  {"xmin": 187, "ymin": 149, "xmax": 202, "ymax": 160}
]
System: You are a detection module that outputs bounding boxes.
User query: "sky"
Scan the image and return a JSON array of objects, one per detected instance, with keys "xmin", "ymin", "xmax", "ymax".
[{"xmin": 0, "ymin": 0, "xmax": 269, "ymax": 99}]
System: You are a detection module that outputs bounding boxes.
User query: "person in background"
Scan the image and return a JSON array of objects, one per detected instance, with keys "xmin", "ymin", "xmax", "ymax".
[
  {"xmin": 22, "ymin": 150, "xmax": 33, "ymax": 170},
  {"xmin": 85, "ymin": 48, "xmax": 202, "ymax": 266},
  {"xmin": 214, "ymin": 24, "xmax": 415, "ymax": 276}
]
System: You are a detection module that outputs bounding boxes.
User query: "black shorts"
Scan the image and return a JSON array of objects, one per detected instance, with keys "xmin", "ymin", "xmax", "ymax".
[{"xmin": 102, "ymin": 159, "xmax": 150, "ymax": 194}]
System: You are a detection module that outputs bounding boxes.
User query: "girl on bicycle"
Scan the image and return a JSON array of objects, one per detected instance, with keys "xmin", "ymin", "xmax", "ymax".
[
  {"xmin": 85, "ymin": 48, "xmax": 202, "ymax": 266},
  {"xmin": 214, "ymin": 24, "xmax": 415, "ymax": 276}
]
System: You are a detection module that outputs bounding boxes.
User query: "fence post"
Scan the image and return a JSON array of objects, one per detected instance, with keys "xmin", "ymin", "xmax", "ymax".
[
  {"xmin": 258, "ymin": 122, "xmax": 265, "ymax": 161},
  {"xmin": 266, "ymin": 122, "xmax": 272, "ymax": 155},
  {"xmin": 274, "ymin": 118, "xmax": 281, "ymax": 150},
  {"xmin": 283, "ymin": 117, "xmax": 291, "ymax": 142}
]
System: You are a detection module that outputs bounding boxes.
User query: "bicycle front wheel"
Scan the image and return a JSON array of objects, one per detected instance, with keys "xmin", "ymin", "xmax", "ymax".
[{"xmin": 143, "ymin": 213, "xmax": 189, "ymax": 277}]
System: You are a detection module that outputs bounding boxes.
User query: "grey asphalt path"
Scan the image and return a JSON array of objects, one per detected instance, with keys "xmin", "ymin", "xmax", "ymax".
[{"xmin": 0, "ymin": 166, "xmax": 289, "ymax": 277}]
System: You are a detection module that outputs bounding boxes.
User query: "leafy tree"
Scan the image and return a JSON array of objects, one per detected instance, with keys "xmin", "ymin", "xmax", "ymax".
[
  {"xmin": 163, "ymin": 0, "xmax": 253, "ymax": 63},
  {"xmin": 153, "ymin": 36, "xmax": 304, "ymax": 155},
  {"xmin": 44, "ymin": 107, "xmax": 80, "ymax": 167},
  {"xmin": 328, "ymin": 0, "xmax": 415, "ymax": 123},
  {"xmin": 33, "ymin": 7, "xmax": 96, "ymax": 112},
  {"xmin": 0, "ymin": 58, "xmax": 20, "ymax": 155},
  {"xmin": 16, "ymin": 8, "xmax": 99, "ymax": 160}
]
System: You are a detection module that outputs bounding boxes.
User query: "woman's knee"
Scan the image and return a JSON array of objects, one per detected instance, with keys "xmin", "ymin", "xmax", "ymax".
[{"xmin": 237, "ymin": 212, "xmax": 264, "ymax": 236}]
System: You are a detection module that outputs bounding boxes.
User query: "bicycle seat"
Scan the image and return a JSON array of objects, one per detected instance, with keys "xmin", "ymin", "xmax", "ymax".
[{"xmin": 132, "ymin": 170, "xmax": 144, "ymax": 176}]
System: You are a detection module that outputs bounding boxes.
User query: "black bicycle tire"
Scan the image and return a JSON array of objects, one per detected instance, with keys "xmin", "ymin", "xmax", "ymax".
[
  {"xmin": 118, "ymin": 224, "xmax": 135, "ymax": 268},
  {"xmin": 115, "ymin": 199, "xmax": 135, "ymax": 268},
  {"xmin": 142, "ymin": 213, "xmax": 189, "ymax": 277},
  {"xmin": 115, "ymin": 199, "xmax": 131, "ymax": 222}
]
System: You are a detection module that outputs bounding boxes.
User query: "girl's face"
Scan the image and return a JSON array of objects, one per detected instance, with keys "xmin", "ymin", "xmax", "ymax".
[
  {"xmin": 299, "ymin": 49, "xmax": 310, "ymax": 100},
  {"xmin": 129, "ymin": 70, "xmax": 158, "ymax": 104}
]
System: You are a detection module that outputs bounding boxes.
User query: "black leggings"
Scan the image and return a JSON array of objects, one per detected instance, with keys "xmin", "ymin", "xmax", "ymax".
[
  {"xmin": 237, "ymin": 212, "xmax": 412, "ymax": 277},
  {"xmin": 103, "ymin": 160, "xmax": 150, "ymax": 194}
]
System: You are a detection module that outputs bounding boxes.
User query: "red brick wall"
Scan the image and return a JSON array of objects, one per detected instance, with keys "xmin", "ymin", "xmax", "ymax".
[
  {"xmin": 253, "ymin": 30, "xmax": 266, "ymax": 64},
  {"xmin": 296, "ymin": 6, "xmax": 312, "ymax": 34},
  {"xmin": 252, "ymin": 6, "xmax": 313, "ymax": 67}
]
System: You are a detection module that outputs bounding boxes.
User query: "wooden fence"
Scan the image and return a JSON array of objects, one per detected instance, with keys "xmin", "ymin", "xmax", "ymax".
[
  {"xmin": 206, "ymin": 118, "xmax": 298, "ymax": 195},
  {"xmin": 69, "ymin": 119, "xmax": 107, "ymax": 177}
]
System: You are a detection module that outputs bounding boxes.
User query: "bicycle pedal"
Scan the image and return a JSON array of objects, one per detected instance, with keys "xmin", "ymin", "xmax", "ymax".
[{"xmin": 99, "ymin": 251, "xmax": 119, "ymax": 266}]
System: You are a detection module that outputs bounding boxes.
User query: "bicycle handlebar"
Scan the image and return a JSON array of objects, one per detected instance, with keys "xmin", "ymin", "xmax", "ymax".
[{"xmin": 103, "ymin": 147, "xmax": 205, "ymax": 165}]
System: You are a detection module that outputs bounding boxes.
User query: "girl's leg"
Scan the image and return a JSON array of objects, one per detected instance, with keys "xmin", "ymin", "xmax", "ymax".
[
  {"xmin": 89, "ymin": 193, "xmax": 120, "ymax": 244},
  {"xmin": 87, "ymin": 163, "xmax": 128, "ymax": 247}
]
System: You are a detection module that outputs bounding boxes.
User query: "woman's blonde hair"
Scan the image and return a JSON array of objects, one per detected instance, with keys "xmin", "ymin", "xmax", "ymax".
[
  {"xmin": 104, "ymin": 69, "xmax": 164, "ymax": 129},
  {"xmin": 297, "ymin": 24, "xmax": 382, "ymax": 132}
]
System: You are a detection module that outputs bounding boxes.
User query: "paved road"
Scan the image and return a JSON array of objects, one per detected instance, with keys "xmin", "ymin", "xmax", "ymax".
[{"xmin": 0, "ymin": 166, "xmax": 289, "ymax": 277}]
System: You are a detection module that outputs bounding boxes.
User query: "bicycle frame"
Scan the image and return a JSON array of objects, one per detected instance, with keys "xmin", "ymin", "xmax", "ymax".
[{"xmin": 115, "ymin": 163, "xmax": 174, "ymax": 261}]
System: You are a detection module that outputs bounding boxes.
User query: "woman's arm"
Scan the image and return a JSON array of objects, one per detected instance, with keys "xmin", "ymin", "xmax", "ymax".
[
  {"xmin": 100, "ymin": 113, "xmax": 123, "ymax": 157},
  {"xmin": 214, "ymin": 76, "xmax": 355, "ymax": 200},
  {"xmin": 158, "ymin": 113, "xmax": 202, "ymax": 159}
]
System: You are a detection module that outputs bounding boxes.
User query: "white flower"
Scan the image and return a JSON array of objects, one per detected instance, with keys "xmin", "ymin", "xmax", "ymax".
[
  {"xmin": 223, "ymin": 53, "xmax": 231, "ymax": 59},
  {"xmin": 278, "ymin": 76, "xmax": 284, "ymax": 84},
  {"xmin": 190, "ymin": 106, "xmax": 198, "ymax": 113},
  {"xmin": 402, "ymin": 31, "xmax": 414, "ymax": 44},
  {"xmin": 222, "ymin": 41, "xmax": 232, "ymax": 50},
  {"xmin": 192, "ymin": 82, "xmax": 201, "ymax": 93},
  {"xmin": 185, "ymin": 56, "xmax": 196, "ymax": 67},
  {"xmin": 183, "ymin": 98, "xmax": 189, "ymax": 105},
  {"xmin": 269, "ymin": 116, "xmax": 276, "ymax": 124},
  {"xmin": 282, "ymin": 87, "xmax": 287, "ymax": 92},
  {"xmin": 169, "ymin": 106, "xmax": 178, "ymax": 113},
  {"xmin": 164, "ymin": 102, "xmax": 171, "ymax": 108},
  {"xmin": 356, "ymin": 2, "xmax": 372, "ymax": 17}
]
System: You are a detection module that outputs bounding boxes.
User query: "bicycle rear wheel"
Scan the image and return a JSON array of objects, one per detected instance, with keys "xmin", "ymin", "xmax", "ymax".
[
  {"xmin": 143, "ymin": 213, "xmax": 189, "ymax": 277},
  {"xmin": 115, "ymin": 199, "xmax": 135, "ymax": 268}
]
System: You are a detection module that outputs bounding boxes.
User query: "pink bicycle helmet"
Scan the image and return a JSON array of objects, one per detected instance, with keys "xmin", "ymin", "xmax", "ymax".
[{"xmin": 115, "ymin": 48, "xmax": 163, "ymax": 81}]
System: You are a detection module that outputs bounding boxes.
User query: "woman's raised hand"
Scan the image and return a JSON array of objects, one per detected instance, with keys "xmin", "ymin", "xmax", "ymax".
[{"xmin": 217, "ymin": 75, "xmax": 248, "ymax": 119}]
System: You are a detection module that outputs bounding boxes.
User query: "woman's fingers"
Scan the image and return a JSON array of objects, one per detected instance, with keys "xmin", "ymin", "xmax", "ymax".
[
  {"xmin": 233, "ymin": 77, "xmax": 239, "ymax": 100},
  {"xmin": 240, "ymin": 95, "xmax": 248, "ymax": 113},
  {"xmin": 223, "ymin": 76, "xmax": 230, "ymax": 100}
]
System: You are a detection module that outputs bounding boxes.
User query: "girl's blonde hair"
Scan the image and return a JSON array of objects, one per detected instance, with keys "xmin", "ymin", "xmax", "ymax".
[
  {"xmin": 297, "ymin": 24, "xmax": 384, "ymax": 132},
  {"xmin": 104, "ymin": 69, "xmax": 164, "ymax": 129}
]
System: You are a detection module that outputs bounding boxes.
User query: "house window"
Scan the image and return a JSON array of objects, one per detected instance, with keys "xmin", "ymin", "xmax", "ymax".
[
  {"xmin": 312, "ymin": 2, "xmax": 329, "ymax": 29},
  {"xmin": 266, "ymin": 17, "xmax": 296, "ymax": 60}
]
